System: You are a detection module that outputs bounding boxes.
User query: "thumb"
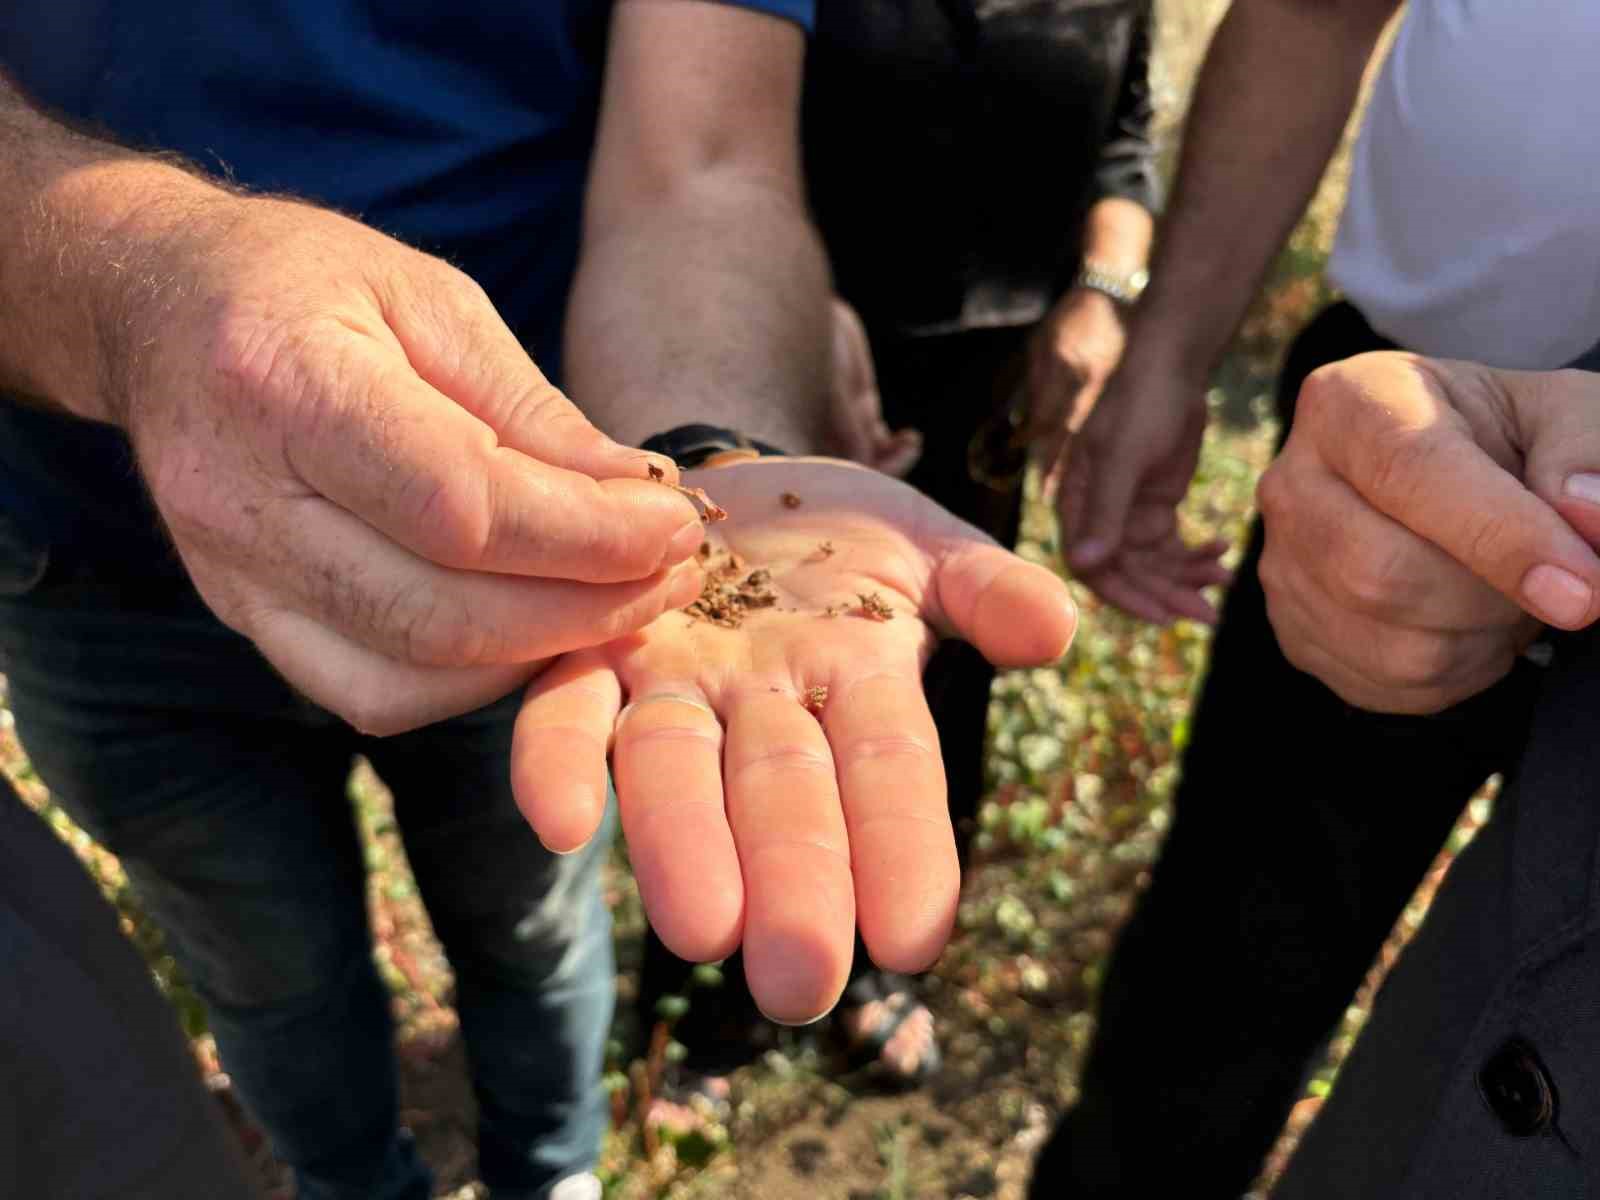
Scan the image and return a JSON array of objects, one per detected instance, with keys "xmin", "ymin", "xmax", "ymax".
[
  {"xmin": 932, "ymin": 542, "xmax": 1078, "ymax": 668},
  {"xmin": 1512, "ymin": 367, "xmax": 1600, "ymax": 552}
]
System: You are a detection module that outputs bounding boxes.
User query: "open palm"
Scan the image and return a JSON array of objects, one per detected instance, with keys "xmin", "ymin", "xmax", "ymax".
[{"xmin": 511, "ymin": 458, "xmax": 1077, "ymax": 1023}]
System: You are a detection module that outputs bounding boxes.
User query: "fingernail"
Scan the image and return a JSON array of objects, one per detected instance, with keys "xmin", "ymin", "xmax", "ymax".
[
  {"xmin": 537, "ymin": 835, "xmax": 589, "ymax": 857},
  {"xmin": 1565, "ymin": 473, "xmax": 1600, "ymax": 506},
  {"xmin": 1521, "ymin": 564, "xmax": 1594, "ymax": 628},
  {"xmin": 762, "ymin": 1005, "xmax": 833, "ymax": 1028},
  {"xmin": 660, "ymin": 520, "xmax": 705, "ymax": 568}
]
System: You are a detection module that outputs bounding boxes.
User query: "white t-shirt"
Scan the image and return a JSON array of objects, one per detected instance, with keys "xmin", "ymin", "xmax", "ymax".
[{"xmin": 1327, "ymin": 0, "xmax": 1600, "ymax": 368}]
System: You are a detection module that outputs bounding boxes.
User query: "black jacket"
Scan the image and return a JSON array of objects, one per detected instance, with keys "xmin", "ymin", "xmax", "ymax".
[{"xmin": 803, "ymin": 0, "xmax": 1159, "ymax": 337}]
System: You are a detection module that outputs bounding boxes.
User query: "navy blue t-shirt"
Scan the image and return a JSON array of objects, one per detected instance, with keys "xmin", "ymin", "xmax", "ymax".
[{"xmin": 0, "ymin": 0, "xmax": 811, "ymax": 580}]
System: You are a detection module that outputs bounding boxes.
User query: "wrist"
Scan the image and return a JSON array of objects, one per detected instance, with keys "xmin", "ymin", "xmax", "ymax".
[
  {"xmin": 1121, "ymin": 306, "xmax": 1221, "ymax": 392},
  {"xmin": 640, "ymin": 423, "xmax": 789, "ymax": 470},
  {"xmin": 1071, "ymin": 261, "xmax": 1149, "ymax": 309},
  {"xmin": 10, "ymin": 149, "xmax": 234, "ymax": 426}
]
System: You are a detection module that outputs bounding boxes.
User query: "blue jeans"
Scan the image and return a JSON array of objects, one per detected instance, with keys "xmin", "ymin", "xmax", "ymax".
[{"xmin": 0, "ymin": 571, "xmax": 613, "ymax": 1200}]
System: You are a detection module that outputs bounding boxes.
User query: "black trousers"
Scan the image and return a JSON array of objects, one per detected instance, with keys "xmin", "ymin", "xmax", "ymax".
[
  {"xmin": 0, "ymin": 774, "xmax": 260, "ymax": 1198},
  {"xmin": 1029, "ymin": 303, "xmax": 1544, "ymax": 1197},
  {"xmin": 637, "ymin": 325, "xmax": 1029, "ymax": 1064}
]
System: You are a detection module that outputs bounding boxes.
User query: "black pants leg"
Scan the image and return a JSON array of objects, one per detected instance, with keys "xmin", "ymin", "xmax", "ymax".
[{"xmin": 1029, "ymin": 304, "xmax": 1543, "ymax": 1197}]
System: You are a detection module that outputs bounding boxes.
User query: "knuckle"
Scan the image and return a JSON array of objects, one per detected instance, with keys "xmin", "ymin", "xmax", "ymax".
[
  {"xmin": 408, "ymin": 470, "xmax": 495, "ymax": 570},
  {"xmin": 1378, "ymin": 629, "xmax": 1459, "ymax": 690},
  {"xmin": 733, "ymin": 744, "xmax": 834, "ymax": 781},
  {"xmin": 343, "ymin": 687, "xmax": 409, "ymax": 737},
  {"xmin": 1337, "ymin": 538, "xmax": 1424, "ymax": 616},
  {"xmin": 384, "ymin": 584, "xmax": 494, "ymax": 667},
  {"xmin": 838, "ymin": 732, "xmax": 937, "ymax": 765},
  {"xmin": 1255, "ymin": 461, "xmax": 1292, "ymax": 524},
  {"xmin": 1293, "ymin": 364, "xmax": 1349, "ymax": 428},
  {"xmin": 1460, "ymin": 511, "xmax": 1521, "ymax": 579}
]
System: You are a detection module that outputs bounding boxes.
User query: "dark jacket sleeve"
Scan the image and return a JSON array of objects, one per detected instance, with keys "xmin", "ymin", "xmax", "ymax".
[{"xmin": 1091, "ymin": 5, "xmax": 1162, "ymax": 215}]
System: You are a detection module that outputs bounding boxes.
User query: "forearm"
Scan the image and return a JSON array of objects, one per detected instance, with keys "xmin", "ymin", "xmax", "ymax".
[
  {"xmin": 0, "ymin": 74, "xmax": 231, "ymax": 424},
  {"xmin": 564, "ymin": 167, "xmax": 832, "ymax": 454},
  {"xmin": 1134, "ymin": 0, "xmax": 1397, "ymax": 377}
]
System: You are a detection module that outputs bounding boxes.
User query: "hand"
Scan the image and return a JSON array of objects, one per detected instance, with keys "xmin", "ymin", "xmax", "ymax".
[
  {"xmin": 824, "ymin": 298, "xmax": 922, "ymax": 477},
  {"xmin": 1026, "ymin": 287, "xmax": 1129, "ymax": 456},
  {"xmin": 511, "ymin": 458, "xmax": 1077, "ymax": 1022},
  {"xmin": 1257, "ymin": 352, "xmax": 1600, "ymax": 714},
  {"xmin": 1049, "ymin": 351, "xmax": 1230, "ymax": 625},
  {"xmin": 120, "ymin": 196, "xmax": 705, "ymax": 734}
]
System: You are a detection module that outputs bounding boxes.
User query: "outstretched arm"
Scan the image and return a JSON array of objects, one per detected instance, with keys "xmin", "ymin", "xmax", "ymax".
[{"xmin": 1055, "ymin": 0, "xmax": 1401, "ymax": 624}]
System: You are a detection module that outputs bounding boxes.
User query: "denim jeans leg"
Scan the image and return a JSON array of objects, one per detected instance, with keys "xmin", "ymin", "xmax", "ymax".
[
  {"xmin": 367, "ymin": 696, "xmax": 615, "ymax": 1198},
  {"xmin": 0, "ymin": 587, "xmax": 432, "ymax": 1200}
]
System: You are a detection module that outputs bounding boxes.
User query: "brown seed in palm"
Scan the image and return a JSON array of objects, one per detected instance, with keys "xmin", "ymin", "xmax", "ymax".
[
  {"xmin": 857, "ymin": 592, "xmax": 894, "ymax": 621},
  {"xmin": 782, "ymin": 492, "xmax": 803, "ymax": 509}
]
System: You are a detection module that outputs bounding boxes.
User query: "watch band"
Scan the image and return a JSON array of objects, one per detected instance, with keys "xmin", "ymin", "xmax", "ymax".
[
  {"xmin": 1073, "ymin": 261, "xmax": 1150, "ymax": 306},
  {"xmin": 639, "ymin": 423, "xmax": 787, "ymax": 470}
]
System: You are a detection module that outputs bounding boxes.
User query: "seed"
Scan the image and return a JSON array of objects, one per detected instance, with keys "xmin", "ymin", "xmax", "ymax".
[
  {"xmin": 781, "ymin": 492, "xmax": 803, "ymax": 509},
  {"xmin": 857, "ymin": 592, "xmax": 894, "ymax": 621}
]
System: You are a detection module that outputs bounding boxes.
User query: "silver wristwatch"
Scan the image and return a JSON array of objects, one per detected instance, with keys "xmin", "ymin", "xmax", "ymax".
[{"xmin": 1072, "ymin": 261, "xmax": 1150, "ymax": 306}]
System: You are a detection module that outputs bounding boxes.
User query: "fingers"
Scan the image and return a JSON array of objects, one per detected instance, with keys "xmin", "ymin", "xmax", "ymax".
[
  {"xmin": 610, "ymin": 690, "xmax": 745, "ymax": 964},
  {"xmin": 822, "ymin": 672, "xmax": 958, "ymax": 975},
  {"xmin": 874, "ymin": 427, "xmax": 924, "ymax": 478},
  {"xmin": 241, "ymin": 606, "xmax": 540, "ymax": 736},
  {"xmin": 216, "ymin": 495, "xmax": 703, "ymax": 668},
  {"xmin": 512, "ymin": 655, "xmax": 622, "ymax": 853},
  {"xmin": 1263, "ymin": 571, "xmax": 1525, "ymax": 714},
  {"xmin": 1303, "ymin": 357, "xmax": 1600, "ymax": 630},
  {"xmin": 932, "ymin": 543, "xmax": 1078, "ymax": 667},
  {"xmin": 1506, "ymin": 367, "xmax": 1600, "ymax": 549},
  {"xmin": 723, "ymin": 689, "xmax": 856, "ymax": 1023},
  {"xmin": 1258, "ymin": 456, "xmax": 1521, "ymax": 632},
  {"xmin": 1059, "ymin": 425, "xmax": 1140, "ymax": 570},
  {"xmin": 284, "ymin": 341, "xmax": 703, "ymax": 582},
  {"xmin": 382, "ymin": 262, "xmax": 682, "ymax": 486}
]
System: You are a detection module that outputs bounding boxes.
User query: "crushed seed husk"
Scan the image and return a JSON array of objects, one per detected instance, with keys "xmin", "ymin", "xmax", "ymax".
[
  {"xmin": 684, "ymin": 549, "xmax": 778, "ymax": 628},
  {"xmin": 857, "ymin": 592, "xmax": 894, "ymax": 621}
]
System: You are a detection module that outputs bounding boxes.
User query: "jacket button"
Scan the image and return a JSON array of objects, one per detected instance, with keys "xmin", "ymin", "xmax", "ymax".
[{"xmin": 1477, "ymin": 1037, "xmax": 1557, "ymax": 1136}]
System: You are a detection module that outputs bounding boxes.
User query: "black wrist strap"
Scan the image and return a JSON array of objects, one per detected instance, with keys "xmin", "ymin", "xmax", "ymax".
[{"xmin": 639, "ymin": 423, "xmax": 787, "ymax": 469}]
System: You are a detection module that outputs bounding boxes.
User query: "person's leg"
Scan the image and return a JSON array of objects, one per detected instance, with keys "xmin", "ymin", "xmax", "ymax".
[
  {"xmin": 1274, "ymin": 625, "xmax": 1600, "ymax": 1200},
  {"xmin": 365, "ymin": 696, "xmax": 613, "ymax": 1199},
  {"xmin": 0, "ymin": 582, "xmax": 429, "ymax": 1200},
  {"xmin": 1028, "ymin": 303, "xmax": 1542, "ymax": 1197},
  {"xmin": 0, "ymin": 774, "xmax": 262, "ymax": 1200}
]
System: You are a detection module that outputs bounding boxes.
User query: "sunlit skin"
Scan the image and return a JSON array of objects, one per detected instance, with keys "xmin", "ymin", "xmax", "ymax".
[
  {"xmin": 511, "ymin": 459, "xmax": 1078, "ymax": 1025},
  {"xmin": 1257, "ymin": 353, "xmax": 1600, "ymax": 714}
]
